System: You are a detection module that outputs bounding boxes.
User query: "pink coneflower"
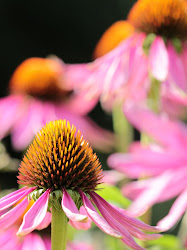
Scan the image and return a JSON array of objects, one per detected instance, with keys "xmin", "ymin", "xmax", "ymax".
[
  {"xmin": 0, "ymin": 57, "xmax": 113, "ymax": 152},
  {"xmin": 66, "ymin": 0, "xmax": 187, "ymax": 114},
  {"xmin": 0, "ymin": 120, "xmax": 160, "ymax": 250},
  {"xmin": 108, "ymin": 103, "xmax": 187, "ymax": 231}
]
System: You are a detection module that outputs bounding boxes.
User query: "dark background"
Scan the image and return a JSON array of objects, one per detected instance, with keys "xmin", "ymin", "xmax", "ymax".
[{"xmin": 0, "ymin": 0, "xmax": 136, "ymax": 97}]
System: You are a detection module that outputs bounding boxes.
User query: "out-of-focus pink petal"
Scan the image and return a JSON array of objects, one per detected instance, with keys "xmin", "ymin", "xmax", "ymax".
[
  {"xmin": 167, "ymin": 42, "xmax": 187, "ymax": 91},
  {"xmin": 157, "ymin": 188, "xmax": 187, "ymax": 231},
  {"xmin": 0, "ymin": 227, "xmax": 19, "ymax": 250},
  {"xmin": 108, "ymin": 149, "xmax": 185, "ymax": 178},
  {"xmin": 79, "ymin": 190, "xmax": 122, "ymax": 238},
  {"xmin": 62, "ymin": 189, "xmax": 88, "ymax": 222},
  {"xmin": 62, "ymin": 90, "xmax": 99, "ymax": 116},
  {"xmin": 0, "ymin": 95, "xmax": 24, "ymax": 140},
  {"xmin": 43, "ymin": 236, "xmax": 51, "ymax": 250},
  {"xmin": 102, "ymin": 170, "xmax": 125, "ymax": 185},
  {"xmin": 124, "ymin": 103, "xmax": 187, "ymax": 150},
  {"xmin": 67, "ymin": 242, "xmax": 94, "ymax": 250},
  {"xmin": 124, "ymin": 171, "xmax": 174, "ymax": 214},
  {"xmin": 0, "ymin": 187, "xmax": 36, "ymax": 212},
  {"xmin": 127, "ymin": 35, "xmax": 149, "ymax": 102},
  {"xmin": 22, "ymin": 233, "xmax": 47, "ymax": 250},
  {"xmin": 36, "ymin": 212, "xmax": 51, "ymax": 230},
  {"xmin": 17, "ymin": 190, "xmax": 50, "ymax": 236},
  {"xmin": 0, "ymin": 197, "xmax": 29, "ymax": 230},
  {"xmin": 149, "ymin": 37, "xmax": 168, "ymax": 81},
  {"xmin": 12, "ymin": 98, "xmax": 43, "ymax": 150}
]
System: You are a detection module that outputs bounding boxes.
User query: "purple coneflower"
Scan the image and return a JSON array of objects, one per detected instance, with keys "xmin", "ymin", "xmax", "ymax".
[
  {"xmin": 0, "ymin": 57, "xmax": 113, "ymax": 152},
  {"xmin": 66, "ymin": 0, "xmax": 187, "ymax": 115},
  {"xmin": 0, "ymin": 120, "xmax": 160, "ymax": 250}
]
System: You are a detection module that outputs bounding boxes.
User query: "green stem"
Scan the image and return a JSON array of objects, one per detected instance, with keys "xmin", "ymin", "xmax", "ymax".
[
  {"xmin": 51, "ymin": 203, "xmax": 68, "ymax": 250},
  {"xmin": 112, "ymin": 103, "xmax": 133, "ymax": 152}
]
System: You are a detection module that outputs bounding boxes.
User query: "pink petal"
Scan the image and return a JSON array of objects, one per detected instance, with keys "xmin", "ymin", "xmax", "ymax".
[
  {"xmin": 90, "ymin": 191, "xmax": 159, "ymax": 232},
  {"xmin": 108, "ymin": 148, "xmax": 185, "ymax": 178},
  {"xmin": 149, "ymin": 37, "xmax": 168, "ymax": 81},
  {"xmin": 36, "ymin": 212, "xmax": 51, "ymax": 230},
  {"xmin": 90, "ymin": 192, "xmax": 146, "ymax": 250},
  {"xmin": 17, "ymin": 190, "xmax": 50, "ymax": 236},
  {"xmin": 167, "ymin": 42, "xmax": 187, "ymax": 91},
  {"xmin": 125, "ymin": 171, "xmax": 174, "ymax": 214},
  {"xmin": 61, "ymin": 90, "xmax": 99, "ymax": 116},
  {"xmin": 79, "ymin": 190, "xmax": 122, "ymax": 239},
  {"xmin": 0, "ymin": 187, "xmax": 35, "ymax": 212},
  {"xmin": 62, "ymin": 189, "xmax": 88, "ymax": 222},
  {"xmin": 157, "ymin": 188, "xmax": 187, "ymax": 231},
  {"xmin": 69, "ymin": 206, "xmax": 92, "ymax": 230},
  {"xmin": 22, "ymin": 233, "xmax": 47, "ymax": 250},
  {"xmin": 0, "ymin": 197, "xmax": 29, "ymax": 230},
  {"xmin": 12, "ymin": 98, "xmax": 43, "ymax": 150},
  {"xmin": 124, "ymin": 103, "xmax": 187, "ymax": 150},
  {"xmin": 0, "ymin": 95, "xmax": 24, "ymax": 140}
]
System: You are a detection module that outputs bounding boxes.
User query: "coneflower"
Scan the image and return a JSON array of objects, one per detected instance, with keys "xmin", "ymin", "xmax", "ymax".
[{"xmin": 0, "ymin": 120, "xmax": 160, "ymax": 250}]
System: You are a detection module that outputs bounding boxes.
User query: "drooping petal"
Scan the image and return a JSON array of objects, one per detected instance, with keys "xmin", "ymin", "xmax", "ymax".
[
  {"xmin": 79, "ymin": 190, "xmax": 122, "ymax": 239},
  {"xmin": 149, "ymin": 37, "xmax": 168, "ymax": 81},
  {"xmin": 69, "ymin": 206, "xmax": 92, "ymax": 230},
  {"xmin": 0, "ymin": 197, "xmax": 29, "ymax": 230},
  {"xmin": 36, "ymin": 212, "xmax": 51, "ymax": 230},
  {"xmin": 90, "ymin": 191, "xmax": 160, "ymax": 232},
  {"xmin": 62, "ymin": 189, "xmax": 88, "ymax": 222},
  {"xmin": 157, "ymin": 188, "xmax": 187, "ymax": 231},
  {"xmin": 17, "ymin": 190, "xmax": 50, "ymax": 236},
  {"xmin": 0, "ymin": 187, "xmax": 36, "ymax": 212},
  {"xmin": 90, "ymin": 192, "xmax": 146, "ymax": 250}
]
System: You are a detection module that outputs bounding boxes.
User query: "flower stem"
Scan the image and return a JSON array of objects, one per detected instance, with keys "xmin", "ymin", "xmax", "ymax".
[
  {"xmin": 51, "ymin": 203, "xmax": 68, "ymax": 250},
  {"xmin": 112, "ymin": 103, "xmax": 133, "ymax": 152}
]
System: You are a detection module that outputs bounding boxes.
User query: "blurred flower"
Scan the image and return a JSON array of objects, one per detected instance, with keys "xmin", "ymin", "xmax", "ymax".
[
  {"xmin": 0, "ymin": 57, "xmax": 113, "ymax": 152},
  {"xmin": 0, "ymin": 120, "xmax": 160, "ymax": 250},
  {"xmin": 108, "ymin": 103, "xmax": 187, "ymax": 231},
  {"xmin": 66, "ymin": 0, "xmax": 187, "ymax": 114}
]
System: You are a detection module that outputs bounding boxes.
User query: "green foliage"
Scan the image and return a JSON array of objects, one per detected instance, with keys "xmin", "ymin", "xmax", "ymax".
[
  {"xmin": 147, "ymin": 234, "xmax": 184, "ymax": 250},
  {"xmin": 96, "ymin": 184, "xmax": 131, "ymax": 208}
]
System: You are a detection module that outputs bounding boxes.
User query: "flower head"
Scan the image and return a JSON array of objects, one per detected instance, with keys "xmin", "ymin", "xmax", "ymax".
[
  {"xmin": 128, "ymin": 0, "xmax": 187, "ymax": 39},
  {"xmin": 0, "ymin": 57, "xmax": 114, "ymax": 152},
  {"xmin": 0, "ymin": 120, "xmax": 160, "ymax": 250},
  {"xmin": 10, "ymin": 57, "xmax": 70, "ymax": 100},
  {"xmin": 18, "ymin": 120, "xmax": 103, "ymax": 192},
  {"xmin": 108, "ymin": 104, "xmax": 187, "ymax": 231}
]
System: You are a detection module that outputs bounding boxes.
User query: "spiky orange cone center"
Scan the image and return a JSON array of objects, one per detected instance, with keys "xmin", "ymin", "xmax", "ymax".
[
  {"xmin": 18, "ymin": 120, "xmax": 103, "ymax": 192},
  {"xmin": 9, "ymin": 58, "xmax": 70, "ymax": 100},
  {"xmin": 128, "ymin": 0, "xmax": 187, "ymax": 39},
  {"xmin": 93, "ymin": 21, "xmax": 135, "ymax": 58}
]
